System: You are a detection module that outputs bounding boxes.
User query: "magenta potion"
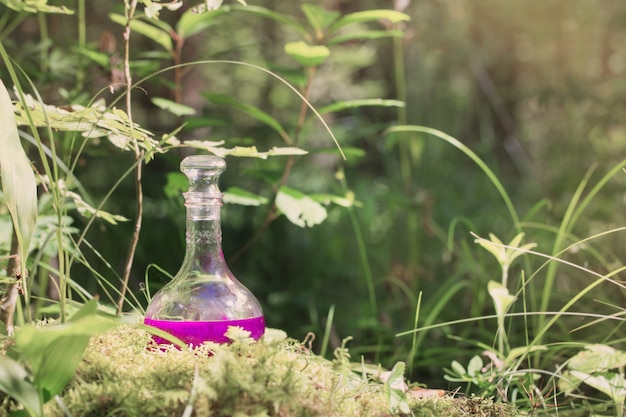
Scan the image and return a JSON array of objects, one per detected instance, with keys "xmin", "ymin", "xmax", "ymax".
[{"xmin": 144, "ymin": 155, "xmax": 265, "ymax": 347}]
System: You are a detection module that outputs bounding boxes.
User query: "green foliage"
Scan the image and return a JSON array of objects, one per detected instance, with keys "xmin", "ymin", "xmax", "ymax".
[
  {"xmin": 0, "ymin": 325, "xmax": 519, "ymax": 417},
  {"xmin": 560, "ymin": 344, "xmax": 626, "ymax": 415},
  {"xmin": 0, "ymin": 0, "xmax": 72, "ymax": 14},
  {"xmin": 0, "ymin": 81, "xmax": 37, "ymax": 281},
  {"xmin": 0, "ymin": 300, "xmax": 123, "ymax": 416},
  {"xmin": 2, "ymin": 1, "xmax": 626, "ymax": 415}
]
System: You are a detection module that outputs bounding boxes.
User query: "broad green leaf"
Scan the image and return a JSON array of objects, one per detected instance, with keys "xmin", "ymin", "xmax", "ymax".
[
  {"xmin": 14, "ymin": 308, "xmax": 120, "ymax": 401},
  {"xmin": 109, "ymin": 13, "xmax": 173, "ymax": 51},
  {"xmin": 231, "ymin": 5, "xmax": 307, "ymax": 36},
  {"xmin": 450, "ymin": 360, "xmax": 466, "ymax": 376},
  {"xmin": 203, "ymin": 93, "xmax": 285, "ymax": 134},
  {"xmin": 0, "ymin": 0, "xmax": 73, "ymax": 14},
  {"xmin": 14, "ymin": 98, "xmax": 157, "ymax": 153},
  {"xmin": 301, "ymin": 4, "xmax": 339, "ymax": 34},
  {"xmin": 487, "ymin": 280, "xmax": 516, "ymax": 316},
  {"xmin": 223, "ymin": 187, "xmax": 268, "ymax": 206},
  {"xmin": 284, "ymin": 41, "xmax": 330, "ymax": 67},
  {"xmin": 35, "ymin": 334, "xmax": 91, "ymax": 402},
  {"xmin": 152, "ymin": 97, "xmax": 196, "ymax": 117},
  {"xmin": 0, "ymin": 355, "xmax": 42, "ymax": 417},
  {"xmin": 382, "ymin": 362, "xmax": 410, "ymax": 414},
  {"xmin": 317, "ymin": 98, "xmax": 404, "ymax": 115},
  {"xmin": 568, "ymin": 344, "xmax": 626, "ymax": 374},
  {"xmin": 466, "ymin": 355, "xmax": 483, "ymax": 377},
  {"xmin": 67, "ymin": 298, "xmax": 98, "ymax": 322},
  {"xmin": 309, "ymin": 193, "xmax": 354, "ymax": 208},
  {"xmin": 0, "ymin": 80, "xmax": 37, "ymax": 275},
  {"xmin": 329, "ymin": 29, "xmax": 405, "ymax": 45},
  {"xmin": 476, "ymin": 233, "xmax": 506, "ymax": 264},
  {"xmin": 265, "ymin": 147, "xmax": 308, "ymax": 157},
  {"xmin": 184, "ymin": 141, "xmax": 307, "ymax": 160},
  {"xmin": 570, "ymin": 371, "xmax": 626, "ymax": 403},
  {"xmin": 476, "ymin": 233, "xmax": 536, "ymax": 268},
  {"xmin": 329, "ymin": 10, "xmax": 411, "ymax": 33},
  {"xmin": 275, "ymin": 186, "xmax": 327, "ymax": 227},
  {"xmin": 141, "ymin": 12, "xmax": 175, "ymax": 33},
  {"xmin": 177, "ymin": 7, "xmax": 229, "ymax": 38}
]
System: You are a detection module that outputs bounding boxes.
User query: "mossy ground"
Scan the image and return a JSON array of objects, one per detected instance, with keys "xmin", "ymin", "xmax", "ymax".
[{"xmin": 5, "ymin": 325, "xmax": 522, "ymax": 417}]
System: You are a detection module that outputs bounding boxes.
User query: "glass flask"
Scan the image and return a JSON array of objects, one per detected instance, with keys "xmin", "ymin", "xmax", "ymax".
[{"xmin": 144, "ymin": 155, "xmax": 265, "ymax": 346}]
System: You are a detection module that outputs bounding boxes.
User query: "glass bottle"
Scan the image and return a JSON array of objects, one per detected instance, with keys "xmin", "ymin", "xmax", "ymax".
[{"xmin": 144, "ymin": 155, "xmax": 265, "ymax": 346}]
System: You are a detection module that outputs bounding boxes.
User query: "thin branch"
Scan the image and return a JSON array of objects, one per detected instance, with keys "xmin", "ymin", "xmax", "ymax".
[
  {"xmin": 229, "ymin": 64, "xmax": 317, "ymax": 263},
  {"xmin": 0, "ymin": 230, "xmax": 21, "ymax": 335},
  {"xmin": 117, "ymin": 0, "xmax": 144, "ymax": 315}
]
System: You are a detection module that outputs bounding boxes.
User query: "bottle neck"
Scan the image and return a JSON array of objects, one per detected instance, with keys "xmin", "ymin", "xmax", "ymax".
[{"xmin": 184, "ymin": 204, "xmax": 227, "ymax": 271}]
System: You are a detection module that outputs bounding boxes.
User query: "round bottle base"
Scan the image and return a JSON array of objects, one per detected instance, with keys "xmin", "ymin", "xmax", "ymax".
[{"xmin": 144, "ymin": 316, "xmax": 265, "ymax": 347}]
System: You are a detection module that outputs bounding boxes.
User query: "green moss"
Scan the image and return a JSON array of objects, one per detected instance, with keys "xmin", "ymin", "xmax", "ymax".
[{"xmin": 25, "ymin": 326, "xmax": 521, "ymax": 417}]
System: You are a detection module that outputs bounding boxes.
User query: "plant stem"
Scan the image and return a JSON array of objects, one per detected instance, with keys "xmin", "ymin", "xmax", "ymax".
[
  {"xmin": 230, "ymin": 64, "xmax": 317, "ymax": 263},
  {"xmin": 76, "ymin": 0, "xmax": 86, "ymax": 92},
  {"xmin": 392, "ymin": 23, "xmax": 421, "ymax": 275},
  {"xmin": 117, "ymin": 0, "xmax": 144, "ymax": 315},
  {"xmin": 0, "ymin": 231, "xmax": 20, "ymax": 334}
]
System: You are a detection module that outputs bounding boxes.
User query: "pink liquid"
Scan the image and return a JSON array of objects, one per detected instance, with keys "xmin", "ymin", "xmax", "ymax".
[{"xmin": 144, "ymin": 316, "xmax": 265, "ymax": 347}]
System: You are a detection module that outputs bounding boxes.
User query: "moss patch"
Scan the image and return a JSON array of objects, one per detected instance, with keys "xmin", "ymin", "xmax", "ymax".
[{"xmin": 13, "ymin": 326, "xmax": 520, "ymax": 416}]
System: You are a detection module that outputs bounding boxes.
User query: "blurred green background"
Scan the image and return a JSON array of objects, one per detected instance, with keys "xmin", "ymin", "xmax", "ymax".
[{"xmin": 2, "ymin": 0, "xmax": 626, "ymax": 386}]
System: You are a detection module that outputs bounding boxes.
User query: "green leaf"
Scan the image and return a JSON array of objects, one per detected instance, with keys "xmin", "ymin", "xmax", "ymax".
[
  {"xmin": 466, "ymin": 355, "xmax": 483, "ymax": 377},
  {"xmin": 265, "ymin": 147, "xmax": 308, "ymax": 157},
  {"xmin": 177, "ymin": 7, "xmax": 229, "ymax": 38},
  {"xmin": 450, "ymin": 360, "xmax": 466, "ymax": 376},
  {"xmin": 67, "ymin": 298, "xmax": 98, "ymax": 322},
  {"xmin": 109, "ymin": 13, "xmax": 173, "ymax": 51},
  {"xmin": 329, "ymin": 9, "xmax": 411, "ymax": 33},
  {"xmin": 184, "ymin": 141, "xmax": 307, "ymax": 160},
  {"xmin": 0, "ymin": 0, "xmax": 73, "ymax": 14},
  {"xmin": 309, "ymin": 193, "xmax": 354, "ymax": 208},
  {"xmin": 382, "ymin": 362, "xmax": 410, "ymax": 414},
  {"xmin": 317, "ymin": 98, "xmax": 404, "ymax": 115},
  {"xmin": 223, "ymin": 187, "xmax": 268, "ymax": 206},
  {"xmin": 0, "ymin": 80, "xmax": 38, "ymax": 273},
  {"xmin": 487, "ymin": 280, "xmax": 516, "ymax": 317},
  {"xmin": 284, "ymin": 41, "xmax": 330, "ymax": 67},
  {"xmin": 14, "ymin": 97, "xmax": 157, "ymax": 153},
  {"xmin": 0, "ymin": 355, "xmax": 42, "ymax": 417},
  {"xmin": 568, "ymin": 344, "xmax": 626, "ymax": 374},
  {"xmin": 275, "ymin": 186, "xmax": 327, "ymax": 227},
  {"xmin": 14, "ymin": 303, "xmax": 121, "ymax": 401},
  {"xmin": 34, "ymin": 335, "xmax": 91, "ymax": 402},
  {"xmin": 570, "ymin": 371, "xmax": 626, "ymax": 403},
  {"xmin": 475, "ymin": 233, "xmax": 536, "ymax": 268},
  {"xmin": 301, "ymin": 4, "xmax": 339, "ymax": 33},
  {"xmin": 329, "ymin": 29, "xmax": 405, "ymax": 45},
  {"xmin": 152, "ymin": 97, "xmax": 196, "ymax": 116},
  {"xmin": 203, "ymin": 93, "xmax": 285, "ymax": 134}
]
